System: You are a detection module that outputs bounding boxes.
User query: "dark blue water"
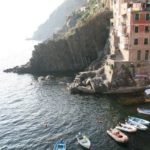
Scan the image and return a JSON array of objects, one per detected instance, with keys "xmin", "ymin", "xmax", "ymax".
[{"xmin": 0, "ymin": 71, "xmax": 150, "ymax": 150}]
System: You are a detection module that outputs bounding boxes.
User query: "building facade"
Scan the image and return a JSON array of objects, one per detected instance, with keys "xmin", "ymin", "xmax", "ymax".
[{"xmin": 105, "ymin": 0, "xmax": 150, "ymax": 85}]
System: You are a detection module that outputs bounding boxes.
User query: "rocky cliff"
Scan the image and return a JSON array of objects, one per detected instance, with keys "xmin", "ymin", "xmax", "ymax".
[{"xmin": 4, "ymin": 11, "xmax": 112, "ymax": 74}]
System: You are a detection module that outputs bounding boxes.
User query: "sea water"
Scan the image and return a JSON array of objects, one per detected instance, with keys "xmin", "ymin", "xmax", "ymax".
[{"xmin": 0, "ymin": 39, "xmax": 150, "ymax": 150}]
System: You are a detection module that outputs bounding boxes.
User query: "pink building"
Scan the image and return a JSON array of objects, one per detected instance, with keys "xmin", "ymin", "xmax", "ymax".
[{"xmin": 106, "ymin": 0, "xmax": 150, "ymax": 83}]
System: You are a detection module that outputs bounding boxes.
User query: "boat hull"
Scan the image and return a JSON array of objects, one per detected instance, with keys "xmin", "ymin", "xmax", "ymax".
[
  {"xmin": 76, "ymin": 133, "xmax": 91, "ymax": 149},
  {"xmin": 115, "ymin": 123, "xmax": 137, "ymax": 133},
  {"xmin": 137, "ymin": 108, "xmax": 150, "ymax": 115},
  {"xmin": 107, "ymin": 129, "xmax": 128, "ymax": 143},
  {"xmin": 128, "ymin": 116, "xmax": 150, "ymax": 126},
  {"xmin": 127, "ymin": 121, "xmax": 148, "ymax": 130}
]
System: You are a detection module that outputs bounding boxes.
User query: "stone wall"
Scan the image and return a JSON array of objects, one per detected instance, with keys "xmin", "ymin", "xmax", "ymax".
[{"xmin": 104, "ymin": 59, "xmax": 150, "ymax": 87}]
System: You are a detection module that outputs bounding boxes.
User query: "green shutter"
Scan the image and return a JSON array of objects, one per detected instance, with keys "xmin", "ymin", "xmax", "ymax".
[
  {"xmin": 145, "ymin": 14, "xmax": 150, "ymax": 20},
  {"xmin": 135, "ymin": 14, "xmax": 139, "ymax": 20}
]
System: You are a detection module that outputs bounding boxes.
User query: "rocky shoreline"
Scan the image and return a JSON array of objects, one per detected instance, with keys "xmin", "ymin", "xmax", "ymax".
[{"xmin": 68, "ymin": 66, "xmax": 149, "ymax": 95}]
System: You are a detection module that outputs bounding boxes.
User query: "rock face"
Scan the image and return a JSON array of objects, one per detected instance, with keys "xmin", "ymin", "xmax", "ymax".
[
  {"xmin": 111, "ymin": 64, "xmax": 136, "ymax": 89},
  {"xmin": 68, "ymin": 66, "xmax": 108, "ymax": 94},
  {"xmin": 68, "ymin": 59, "xmax": 150, "ymax": 94},
  {"xmin": 4, "ymin": 11, "xmax": 112, "ymax": 74}
]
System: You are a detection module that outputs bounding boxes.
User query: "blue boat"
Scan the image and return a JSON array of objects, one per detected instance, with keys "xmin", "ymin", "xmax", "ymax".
[
  {"xmin": 54, "ymin": 140, "xmax": 66, "ymax": 150},
  {"xmin": 137, "ymin": 107, "xmax": 150, "ymax": 115},
  {"xmin": 128, "ymin": 116, "xmax": 150, "ymax": 126}
]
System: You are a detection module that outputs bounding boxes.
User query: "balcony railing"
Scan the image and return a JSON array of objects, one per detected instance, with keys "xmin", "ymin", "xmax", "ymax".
[{"xmin": 128, "ymin": 3, "xmax": 150, "ymax": 12}]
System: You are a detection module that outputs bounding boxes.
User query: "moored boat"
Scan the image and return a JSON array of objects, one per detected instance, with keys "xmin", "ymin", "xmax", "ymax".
[
  {"xmin": 107, "ymin": 128, "xmax": 128, "ymax": 143},
  {"xmin": 126, "ymin": 121, "xmax": 148, "ymax": 130},
  {"xmin": 115, "ymin": 123, "xmax": 137, "ymax": 133},
  {"xmin": 128, "ymin": 116, "xmax": 150, "ymax": 126},
  {"xmin": 137, "ymin": 107, "xmax": 150, "ymax": 115},
  {"xmin": 54, "ymin": 140, "xmax": 66, "ymax": 150},
  {"xmin": 76, "ymin": 132, "xmax": 91, "ymax": 149}
]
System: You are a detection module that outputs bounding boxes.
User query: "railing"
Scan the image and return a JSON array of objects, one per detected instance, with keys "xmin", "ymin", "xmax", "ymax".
[{"xmin": 128, "ymin": 4, "xmax": 150, "ymax": 12}]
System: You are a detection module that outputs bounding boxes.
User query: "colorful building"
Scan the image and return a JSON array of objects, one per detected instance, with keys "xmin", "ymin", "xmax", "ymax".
[{"xmin": 105, "ymin": 0, "xmax": 150, "ymax": 86}]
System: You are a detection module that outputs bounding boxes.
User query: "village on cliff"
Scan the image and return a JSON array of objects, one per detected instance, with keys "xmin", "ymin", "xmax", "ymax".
[
  {"xmin": 4, "ymin": 0, "xmax": 150, "ymax": 96},
  {"xmin": 70, "ymin": 0, "xmax": 150, "ymax": 95}
]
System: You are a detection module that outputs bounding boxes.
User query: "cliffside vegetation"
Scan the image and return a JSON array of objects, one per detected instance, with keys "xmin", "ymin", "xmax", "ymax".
[
  {"xmin": 54, "ymin": 0, "xmax": 111, "ymax": 39},
  {"xmin": 32, "ymin": 0, "xmax": 112, "ymax": 41}
]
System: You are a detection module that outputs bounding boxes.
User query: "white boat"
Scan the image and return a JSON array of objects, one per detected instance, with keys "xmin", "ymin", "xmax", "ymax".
[
  {"xmin": 115, "ymin": 123, "xmax": 137, "ymax": 133},
  {"xmin": 137, "ymin": 107, "xmax": 150, "ymax": 115},
  {"xmin": 128, "ymin": 116, "xmax": 150, "ymax": 126},
  {"xmin": 76, "ymin": 132, "xmax": 91, "ymax": 149},
  {"xmin": 126, "ymin": 121, "xmax": 148, "ymax": 130},
  {"xmin": 107, "ymin": 128, "xmax": 128, "ymax": 143},
  {"xmin": 145, "ymin": 89, "xmax": 150, "ymax": 95}
]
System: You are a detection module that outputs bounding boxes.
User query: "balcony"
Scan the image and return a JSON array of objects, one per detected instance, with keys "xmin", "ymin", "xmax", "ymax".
[{"xmin": 127, "ymin": 2, "xmax": 150, "ymax": 12}]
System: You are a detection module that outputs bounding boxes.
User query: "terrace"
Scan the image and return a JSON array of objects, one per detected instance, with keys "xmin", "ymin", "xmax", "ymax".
[{"xmin": 121, "ymin": 1, "xmax": 150, "ymax": 15}]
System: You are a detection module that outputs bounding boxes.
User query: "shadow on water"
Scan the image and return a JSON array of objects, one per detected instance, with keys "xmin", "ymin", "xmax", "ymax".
[{"xmin": 107, "ymin": 93, "xmax": 145, "ymax": 106}]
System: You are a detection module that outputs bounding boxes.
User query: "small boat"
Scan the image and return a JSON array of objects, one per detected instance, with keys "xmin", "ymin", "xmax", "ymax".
[
  {"xmin": 115, "ymin": 123, "xmax": 137, "ymax": 133},
  {"xmin": 107, "ymin": 128, "xmax": 128, "ymax": 143},
  {"xmin": 54, "ymin": 140, "xmax": 66, "ymax": 150},
  {"xmin": 126, "ymin": 121, "xmax": 148, "ymax": 130},
  {"xmin": 137, "ymin": 107, "xmax": 150, "ymax": 115},
  {"xmin": 128, "ymin": 116, "xmax": 150, "ymax": 126},
  {"xmin": 76, "ymin": 132, "xmax": 91, "ymax": 149},
  {"xmin": 145, "ymin": 89, "xmax": 150, "ymax": 95}
]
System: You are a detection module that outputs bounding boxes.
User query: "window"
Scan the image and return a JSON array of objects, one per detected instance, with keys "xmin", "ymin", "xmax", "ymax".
[
  {"xmin": 144, "ymin": 38, "xmax": 148, "ymax": 45},
  {"xmin": 146, "ymin": 4, "xmax": 150, "ymax": 10},
  {"xmin": 145, "ymin": 26, "xmax": 149, "ymax": 32},
  {"xmin": 135, "ymin": 14, "xmax": 140, "ymax": 20},
  {"xmin": 145, "ymin": 50, "xmax": 149, "ymax": 60},
  {"xmin": 137, "ymin": 50, "xmax": 141, "ymax": 61},
  {"xmin": 145, "ymin": 14, "xmax": 150, "ymax": 20},
  {"xmin": 134, "ymin": 38, "xmax": 138, "ymax": 45},
  {"xmin": 134, "ymin": 26, "xmax": 139, "ymax": 33}
]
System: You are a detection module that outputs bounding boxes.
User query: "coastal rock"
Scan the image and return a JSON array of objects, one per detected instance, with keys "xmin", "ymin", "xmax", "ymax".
[
  {"xmin": 38, "ymin": 76, "xmax": 45, "ymax": 82},
  {"xmin": 4, "ymin": 11, "xmax": 112, "ymax": 74},
  {"xmin": 68, "ymin": 65, "xmax": 108, "ymax": 94},
  {"xmin": 4, "ymin": 62, "xmax": 32, "ymax": 74},
  {"xmin": 68, "ymin": 62, "xmax": 147, "ymax": 94},
  {"xmin": 45, "ymin": 75, "xmax": 54, "ymax": 80},
  {"xmin": 111, "ymin": 64, "xmax": 136, "ymax": 88}
]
